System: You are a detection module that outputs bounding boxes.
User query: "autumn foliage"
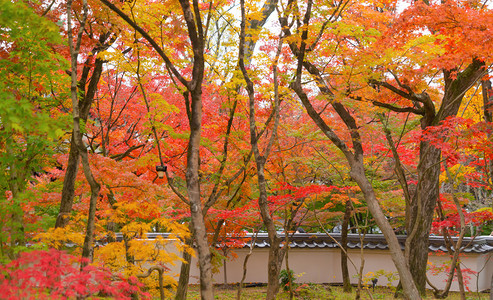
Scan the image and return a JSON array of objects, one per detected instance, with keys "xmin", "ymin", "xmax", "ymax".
[
  {"xmin": 0, "ymin": 249, "xmax": 148, "ymax": 299},
  {"xmin": 1, "ymin": 0, "xmax": 493, "ymax": 299}
]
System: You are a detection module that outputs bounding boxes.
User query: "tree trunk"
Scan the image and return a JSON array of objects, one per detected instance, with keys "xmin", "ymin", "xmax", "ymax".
[
  {"xmin": 265, "ymin": 236, "xmax": 282, "ymax": 300},
  {"xmin": 223, "ymin": 257, "xmax": 228, "ymax": 286},
  {"xmin": 350, "ymin": 162, "xmax": 421, "ymax": 300},
  {"xmin": 175, "ymin": 238, "xmax": 193, "ymax": 300},
  {"xmin": 407, "ymin": 141, "xmax": 441, "ymax": 295},
  {"xmin": 285, "ymin": 233, "xmax": 294, "ymax": 300},
  {"xmin": 367, "ymin": 59, "xmax": 485, "ymax": 294},
  {"xmin": 100, "ymin": 0, "xmax": 214, "ymax": 297},
  {"xmin": 482, "ymin": 79, "xmax": 493, "ymax": 196},
  {"xmin": 56, "ymin": 50, "xmax": 107, "ymax": 229},
  {"xmin": 238, "ymin": 1, "xmax": 283, "ymax": 297},
  {"xmin": 6, "ymin": 143, "xmax": 25, "ymax": 258},
  {"xmin": 172, "ymin": 0, "xmax": 277, "ymax": 291},
  {"xmin": 456, "ymin": 263, "xmax": 466, "ymax": 300},
  {"xmin": 406, "ymin": 62, "xmax": 485, "ymax": 293},
  {"xmin": 237, "ymin": 232, "xmax": 259, "ymax": 300},
  {"xmin": 186, "ymin": 89, "xmax": 214, "ymax": 300},
  {"xmin": 137, "ymin": 266, "xmax": 166, "ymax": 300},
  {"xmin": 355, "ymin": 245, "xmax": 364, "ymax": 300},
  {"xmin": 287, "ymin": 6, "xmax": 421, "ymax": 293},
  {"xmin": 55, "ymin": 134, "xmax": 80, "ymax": 228},
  {"xmin": 79, "ymin": 170, "xmax": 100, "ymax": 265},
  {"xmin": 483, "ymin": 79, "xmax": 493, "ymax": 123},
  {"xmin": 341, "ymin": 200, "xmax": 352, "ymax": 293},
  {"xmin": 255, "ymin": 158, "xmax": 283, "ymax": 300},
  {"xmin": 66, "ymin": 0, "xmax": 101, "ymax": 266}
]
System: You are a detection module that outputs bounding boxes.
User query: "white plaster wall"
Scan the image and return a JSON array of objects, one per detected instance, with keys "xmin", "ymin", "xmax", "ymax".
[
  {"xmin": 164, "ymin": 246, "xmax": 492, "ymax": 292},
  {"xmin": 476, "ymin": 254, "xmax": 493, "ymax": 292},
  {"xmin": 427, "ymin": 252, "xmax": 493, "ymax": 292}
]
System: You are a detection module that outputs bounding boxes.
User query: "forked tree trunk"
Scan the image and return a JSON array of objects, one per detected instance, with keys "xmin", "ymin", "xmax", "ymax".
[
  {"xmin": 56, "ymin": 35, "xmax": 112, "ymax": 228},
  {"xmin": 99, "ymin": 0, "xmax": 213, "ymax": 297},
  {"xmin": 405, "ymin": 62, "xmax": 486, "ymax": 294},
  {"xmin": 406, "ymin": 141, "xmax": 441, "ymax": 294},
  {"xmin": 350, "ymin": 162, "xmax": 420, "ymax": 299},
  {"xmin": 172, "ymin": 0, "xmax": 278, "ymax": 295},
  {"xmin": 239, "ymin": 0, "xmax": 283, "ymax": 298},
  {"xmin": 66, "ymin": 0, "xmax": 101, "ymax": 266},
  {"xmin": 253, "ymin": 154, "xmax": 283, "ymax": 300}
]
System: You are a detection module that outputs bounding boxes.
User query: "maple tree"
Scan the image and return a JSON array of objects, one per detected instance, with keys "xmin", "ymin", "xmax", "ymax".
[
  {"xmin": 362, "ymin": 2, "xmax": 493, "ymax": 294},
  {"xmin": 2, "ymin": 0, "xmax": 196, "ymax": 297},
  {"xmin": 55, "ymin": 26, "xmax": 117, "ymax": 229},
  {"xmin": 275, "ymin": 0, "xmax": 493, "ymax": 297},
  {"xmin": 2, "ymin": 0, "xmax": 493, "ymax": 299},
  {"xmin": 95, "ymin": 0, "xmax": 223, "ymax": 296},
  {"xmin": 0, "ymin": 0, "xmax": 68, "ymax": 258},
  {"xmin": 420, "ymin": 104, "xmax": 493, "ymax": 298},
  {"xmin": 278, "ymin": 0, "xmax": 421, "ymax": 298},
  {"xmin": 0, "ymin": 248, "xmax": 148, "ymax": 299},
  {"xmin": 93, "ymin": 0, "xmax": 274, "ymax": 298},
  {"xmin": 239, "ymin": 0, "xmax": 285, "ymax": 297}
]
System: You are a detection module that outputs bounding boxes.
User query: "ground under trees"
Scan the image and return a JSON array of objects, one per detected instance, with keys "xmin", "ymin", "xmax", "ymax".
[{"xmin": 1, "ymin": 0, "xmax": 493, "ymax": 299}]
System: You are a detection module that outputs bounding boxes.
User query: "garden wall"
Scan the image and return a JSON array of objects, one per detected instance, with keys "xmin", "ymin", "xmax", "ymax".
[{"xmin": 164, "ymin": 243, "xmax": 492, "ymax": 292}]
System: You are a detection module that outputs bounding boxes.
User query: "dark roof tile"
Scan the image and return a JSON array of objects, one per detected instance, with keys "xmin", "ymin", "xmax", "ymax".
[{"xmin": 111, "ymin": 232, "xmax": 493, "ymax": 253}]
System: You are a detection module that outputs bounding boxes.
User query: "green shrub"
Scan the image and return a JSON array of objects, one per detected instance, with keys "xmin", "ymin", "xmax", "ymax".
[{"xmin": 279, "ymin": 269, "xmax": 295, "ymax": 291}]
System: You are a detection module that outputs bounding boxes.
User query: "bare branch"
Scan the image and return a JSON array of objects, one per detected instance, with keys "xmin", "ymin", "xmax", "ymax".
[
  {"xmin": 372, "ymin": 100, "xmax": 424, "ymax": 115},
  {"xmin": 166, "ymin": 171, "xmax": 191, "ymax": 206}
]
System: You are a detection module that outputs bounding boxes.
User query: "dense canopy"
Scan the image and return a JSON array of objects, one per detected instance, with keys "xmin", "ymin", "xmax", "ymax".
[{"xmin": 1, "ymin": 0, "xmax": 492, "ymax": 299}]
